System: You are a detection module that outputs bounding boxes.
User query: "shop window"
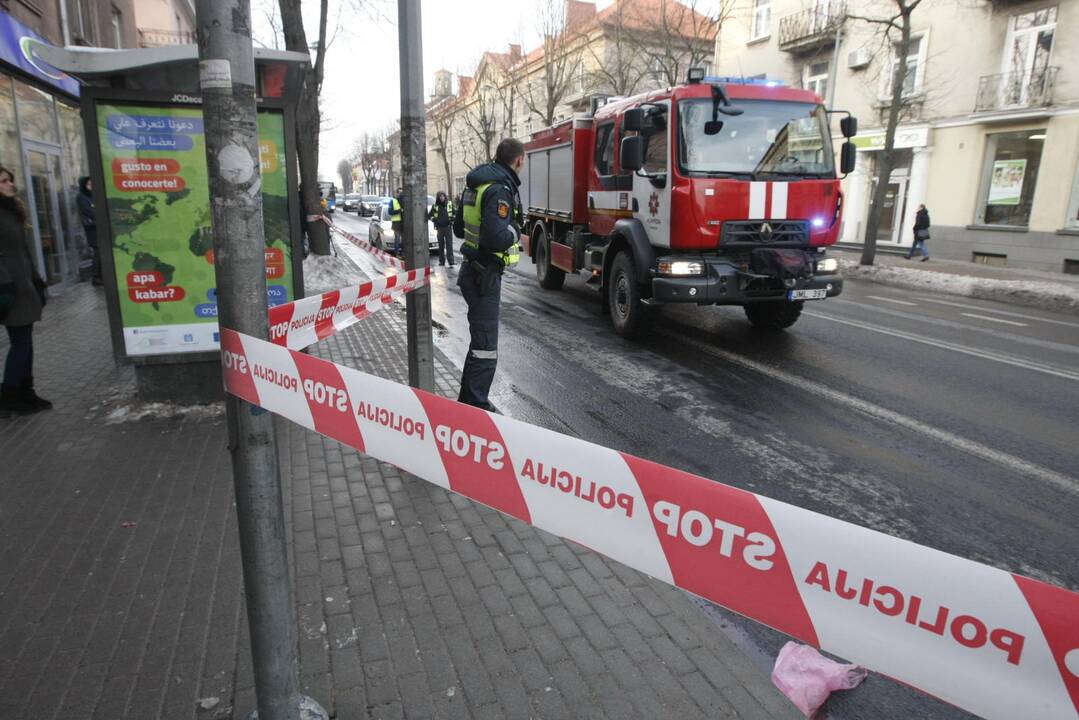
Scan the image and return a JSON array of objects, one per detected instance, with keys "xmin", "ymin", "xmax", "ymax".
[
  {"xmin": 0, "ymin": 73, "xmax": 27, "ymax": 214},
  {"xmin": 13, "ymin": 79, "xmax": 58, "ymax": 144},
  {"xmin": 803, "ymin": 61, "xmax": 829, "ymax": 99},
  {"xmin": 975, "ymin": 129, "xmax": 1045, "ymax": 227},
  {"xmin": 1066, "ymin": 159, "xmax": 1079, "ymax": 230},
  {"xmin": 752, "ymin": 0, "xmax": 772, "ymax": 41}
]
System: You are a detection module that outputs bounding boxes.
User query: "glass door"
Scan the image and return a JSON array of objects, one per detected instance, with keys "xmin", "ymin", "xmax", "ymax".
[
  {"xmin": 24, "ymin": 148, "xmax": 68, "ymax": 286},
  {"xmin": 876, "ymin": 178, "xmax": 907, "ymax": 245}
]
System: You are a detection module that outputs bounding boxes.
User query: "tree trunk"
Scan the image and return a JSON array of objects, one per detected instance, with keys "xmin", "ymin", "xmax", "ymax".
[
  {"xmin": 861, "ymin": 12, "xmax": 911, "ymax": 266},
  {"xmin": 279, "ymin": 0, "xmax": 330, "ymax": 256}
]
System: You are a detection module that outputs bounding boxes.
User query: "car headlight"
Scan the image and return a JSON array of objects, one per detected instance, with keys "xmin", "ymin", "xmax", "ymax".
[
  {"xmin": 816, "ymin": 258, "xmax": 838, "ymax": 273},
  {"xmin": 658, "ymin": 260, "xmax": 704, "ymax": 276}
]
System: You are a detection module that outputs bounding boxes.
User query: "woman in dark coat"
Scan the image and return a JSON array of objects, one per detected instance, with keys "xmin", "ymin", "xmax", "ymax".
[
  {"xmin": 77, "ymin": 175, "xmax": 102, "ymax": 285},
  {"xmin": 0, "ymin": 165, "xmax": 51, "ymax": 414},
  {"xmin": 906, "ymin": 204, "xmax": 930, "ymax": 261}
]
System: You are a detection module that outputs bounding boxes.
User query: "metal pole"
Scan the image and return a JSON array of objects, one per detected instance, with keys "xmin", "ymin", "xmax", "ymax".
[
  {"xmin": 398, "ymin": 0, "xmax": 435, "ymax": 391},
  {"xmin": 194, "ymin": 3, "xmax": 325, "ymax": 720}
]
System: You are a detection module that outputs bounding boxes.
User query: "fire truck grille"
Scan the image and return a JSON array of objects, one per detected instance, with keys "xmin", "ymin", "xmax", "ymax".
[{"xmin": 720, "ymin": 220, "xmax": 809, "ymax": 245}]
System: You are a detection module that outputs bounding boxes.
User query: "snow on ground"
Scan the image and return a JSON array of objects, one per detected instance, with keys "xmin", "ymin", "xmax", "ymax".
[
  {"xmin": 839, "ymin": 258, "xmax": 1079, "ymax": 315},
  {"xmin": 302, "ymin": 251, "xmax": 368, "ymax": 294},
  {"xmin": 103, "ymin": 401, "xmax": 224, "ymax": 424}
]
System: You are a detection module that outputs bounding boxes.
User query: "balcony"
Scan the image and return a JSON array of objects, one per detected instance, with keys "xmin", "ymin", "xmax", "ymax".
[
  {"xmin": 137, "ymin": 28, "xmax": 196, "ymax": 48},
  {"xmin": 974, "ymin": 66, "xmax": 1058, "ymax": 113},
  {"xmin": 778, "ymin": 3, "xmax": 846, "ymax": 54}
]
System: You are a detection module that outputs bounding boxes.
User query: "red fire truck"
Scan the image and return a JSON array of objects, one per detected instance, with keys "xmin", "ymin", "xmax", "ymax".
[{"xmin": 520, "ymin": 69, "xmax": 858, "ymax": 336}]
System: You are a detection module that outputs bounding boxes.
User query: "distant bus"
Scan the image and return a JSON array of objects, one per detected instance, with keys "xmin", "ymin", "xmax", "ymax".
[{"xmin": 317, "ymin": 181, "xmax": 337, "ymax": 213}]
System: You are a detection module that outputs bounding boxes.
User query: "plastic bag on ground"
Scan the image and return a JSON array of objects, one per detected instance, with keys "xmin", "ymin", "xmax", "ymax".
[{"xmin": 771, "ymin": 641, "xmax": 868, "ymax": 718}]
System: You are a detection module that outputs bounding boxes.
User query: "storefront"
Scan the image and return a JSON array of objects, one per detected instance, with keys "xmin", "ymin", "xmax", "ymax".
[
  {"xmin": 840, "ymin": 125, "xmax": 931, "ymax": 249},
  {"xmin": 0, "ymin": 10, "xmax": 89, "ymax": 289}
]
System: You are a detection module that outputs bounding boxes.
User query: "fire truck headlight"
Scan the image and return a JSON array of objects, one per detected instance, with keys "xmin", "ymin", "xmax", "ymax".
[
  {"xmin": 816, "ymin": 258, "xmax": 838, "ymax": 273},
  {"xmin": 659, "ymin": 260, "xmax": 704, "ymax": 276},
  {"xmin": 811, "ymin": 217, "xmax": 825, "ymax": 228}
]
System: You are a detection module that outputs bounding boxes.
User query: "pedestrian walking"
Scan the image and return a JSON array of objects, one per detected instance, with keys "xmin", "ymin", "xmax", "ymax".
[
  {"xmin": 453, "ymin": 139, "xmax": 524, "ymax": 411},
  {"xmin": 77, "ymin": 176, "xmax": 102, "ymax": 285},
  {"xmin": 907, "ymin": 204, "xmax": 930, "ymax": 261},
  {"xmin": 389, "ymin": 188, "xmax": 404, "ymax": 256},
  {"xmin": 0, "ymin": 166, "xmax": 51, "ymax": 415},
  {"xmin": 427, "ymin": 191, "xmax": 455, "ymax": 267}
]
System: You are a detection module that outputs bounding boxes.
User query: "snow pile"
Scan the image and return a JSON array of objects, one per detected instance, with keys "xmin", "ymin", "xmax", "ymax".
[
  {"xmin": 104, "ymin": 401, "xmax": 224, "ymax": 424},
  {"xmin": 302, "ymin": 252, "xmax": 368, "ymax": 294},
  {"xmin": 839, "ymin": 258, "xmax": 1079, "ymax": 314}
]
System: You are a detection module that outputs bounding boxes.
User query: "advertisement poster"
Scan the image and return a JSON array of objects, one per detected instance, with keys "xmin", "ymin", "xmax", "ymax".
[
  {"xmin": 97, "ymin": 104, "xmax": 293, "ymax": 356},
  {"xmin": 987, "ymin": 158, "xmax": 1026, "ymax": 206}
]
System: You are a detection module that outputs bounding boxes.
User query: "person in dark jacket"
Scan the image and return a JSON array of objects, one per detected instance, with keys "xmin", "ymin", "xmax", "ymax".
[
  {"xmin": 77, "ymin": 176, "xmax": 102, "ymax": 285},
  {"xmin": 453, "ymin": 139, "xmax": 524, "ymax": 410},
  {"xmin": 907, "ymin": 204, "xmax": 930, "ymax": 261},
  {"xmin": 0, "ymin": 166, "xmax": 50, "ymax": 415},
  {"xmin": 427, "ymin": 191, "xmax": 455, "ymax": 266}
]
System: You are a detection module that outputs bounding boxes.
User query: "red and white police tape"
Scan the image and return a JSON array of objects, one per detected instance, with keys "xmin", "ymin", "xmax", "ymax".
[
  {"xmin": 219, "ymin": 328, "xmax": 1079, "ymax": 720},
  {"xmin": 268, "ymin": 269, "xmax": 431, "ymax": 350},
  {"xmin": 330, "ymin": 224, "xmax": 405, "ymax": 270}
]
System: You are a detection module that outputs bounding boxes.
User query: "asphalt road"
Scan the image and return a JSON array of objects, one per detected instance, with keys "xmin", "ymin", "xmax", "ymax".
[{"xmin": 332, "ymin": 213, "xmax": 1079, "ymax": 720}]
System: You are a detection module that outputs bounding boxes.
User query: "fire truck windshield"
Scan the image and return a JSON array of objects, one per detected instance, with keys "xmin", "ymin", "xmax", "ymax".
[{"xmin": 677, "ymin": 100, "xmax": 835, "ymax": 179}]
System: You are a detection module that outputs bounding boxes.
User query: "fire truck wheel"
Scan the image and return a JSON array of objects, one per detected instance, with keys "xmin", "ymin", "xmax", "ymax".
[
  {"xmin": 535, "ymin": 228, "xmax": 566, "ymax": 290},
  {"xmin": 743, "ymin": 300, "xmax": 804, "ymax": 330},
  {"xmin": 608, "ymin": 251, "xmax": 644, "ymax": 337}
]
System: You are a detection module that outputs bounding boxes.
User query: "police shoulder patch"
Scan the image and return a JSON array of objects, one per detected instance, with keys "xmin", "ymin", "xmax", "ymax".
[{"xmin": 497, "ymin": 200, "xmax": 510, "ymax": 219}]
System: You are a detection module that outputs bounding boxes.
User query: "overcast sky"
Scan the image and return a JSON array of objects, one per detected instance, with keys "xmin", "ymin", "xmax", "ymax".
[{"xmin": 250, "ymin": 0, "xmax": 721, "ymax": 181}]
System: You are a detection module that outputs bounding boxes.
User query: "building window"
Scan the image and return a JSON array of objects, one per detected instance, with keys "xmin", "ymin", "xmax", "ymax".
[
  {"xmin": 752, "ymin": 0, "xmax": 772, "ymax": 41},
  {"xmin": 111, "ymin": 7, "xmax": 123, "ymax": 49},
  {"xmin": 68, "ymin": 0, "xmax": 95, "ymax": 44},
  {"xmin": 884, "ymin": 36, "xmax": 926, "ymax": 98},
  {"xmin": 1002, "ymin": 7, "xmax": 1056, "ymax": 106},
  {"xmin": 975, "ymin": 129, "xmax": 1045, "ymax": 227},
  {"xmin": 803, "ymin": 61, "xmax": 829, "ymax": 99}
]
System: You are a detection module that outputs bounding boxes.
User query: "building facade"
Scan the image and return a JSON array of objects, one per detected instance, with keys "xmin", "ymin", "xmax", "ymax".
[
  {"xmin": 714, "ymin": 0, "xmax": 1079, "ymax": 273},
  {"xmin": 133, "ymin": 0, "xmax": 194, "ymax": 48},
  {"xmin": 424, "ymin": 0, "xmax": 716, "ymax": 198},
  {"xmin": 1, "ymin": 0, "xmax": 136, "ymax": 289}
]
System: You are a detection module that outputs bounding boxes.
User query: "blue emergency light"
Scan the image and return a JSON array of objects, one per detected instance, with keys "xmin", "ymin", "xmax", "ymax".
[{"xmin": 704, "ymin": 76, "xmax": 786, "ymax": 88}]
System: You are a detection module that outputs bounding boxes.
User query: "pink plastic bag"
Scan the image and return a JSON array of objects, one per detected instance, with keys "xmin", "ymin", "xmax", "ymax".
[{"xmin": 771, "ymin": 641, "xmax": 868, "ymax": 718}]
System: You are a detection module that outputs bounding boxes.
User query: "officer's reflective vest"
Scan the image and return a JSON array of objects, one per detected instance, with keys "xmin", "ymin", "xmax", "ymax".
[
  {"xmin": 389, "ymin": 198, "xmax": 402, "ymax": 222},
  {"xmin": 461, "ymin": 183, "xmax": 520, "ymax": 267}
]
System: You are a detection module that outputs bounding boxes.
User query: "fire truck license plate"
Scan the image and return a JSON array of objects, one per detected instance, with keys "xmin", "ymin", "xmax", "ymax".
[{"xmin": 789, "ymin": 288, "xmax": 828, "ymax": 300}]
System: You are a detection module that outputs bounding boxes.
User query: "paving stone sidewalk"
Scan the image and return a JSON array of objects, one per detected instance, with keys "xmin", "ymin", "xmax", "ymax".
[{"xmin": 0, "ymin": 276, "xmax": 800, "ymax": 720}]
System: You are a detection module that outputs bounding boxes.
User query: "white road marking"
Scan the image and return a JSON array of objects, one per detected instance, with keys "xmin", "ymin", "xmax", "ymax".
[
  {"xmin": 960, "ymin": 312, "xmax": 1029, "ymax": 327},
  {"xmin": 658, "ymin": 328, "xmax": 1079, "ymax": 496},
  {"xmin": 913, "ymin": 296, "xmax": 1079, "ymax": 329},
  {"xmin": 805, "ymin": 311, "xmax": 1079, "ymax": 382},
  {"xmin": 513, "ymin": 304, "xmax": 537, "ymax": 317},
  {"xmin": 866, "ymin": 295, "xmax": 918, "ymax": 306}
]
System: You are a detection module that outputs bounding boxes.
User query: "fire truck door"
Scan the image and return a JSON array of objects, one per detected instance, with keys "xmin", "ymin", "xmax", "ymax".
[{"xmin": 631, "ymin": 100, "xmax": 672, "ymax": 249}]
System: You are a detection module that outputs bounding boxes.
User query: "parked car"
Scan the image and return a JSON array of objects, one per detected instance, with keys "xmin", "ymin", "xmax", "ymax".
[
  {"xmin": 359, "ymin": 195, "xmax": 384, "ymax": 217},
  {"xmin": 341, "ymin": 193, "xmax": 362, "ymax": 212},
  {"xmin": 369, "ymin": 203, "xmax": 439, "ymax": 255}
]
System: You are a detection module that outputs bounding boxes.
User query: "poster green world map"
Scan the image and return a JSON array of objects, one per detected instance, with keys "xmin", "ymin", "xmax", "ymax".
[{"xmin": 98, "ymin": 104, "xmax": 293, "ymax": 356}]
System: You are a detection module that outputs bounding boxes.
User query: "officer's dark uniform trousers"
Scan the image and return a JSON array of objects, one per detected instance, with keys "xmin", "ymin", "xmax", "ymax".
[{"xmin": 457, "ymin": 263, "xmax": 501, "ymax": 409}]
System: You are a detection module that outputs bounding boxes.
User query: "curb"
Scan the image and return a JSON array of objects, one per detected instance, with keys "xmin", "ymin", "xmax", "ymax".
[{"xmin": 839, "ymin": 260, "xmax": 1079, "ymax": 315}]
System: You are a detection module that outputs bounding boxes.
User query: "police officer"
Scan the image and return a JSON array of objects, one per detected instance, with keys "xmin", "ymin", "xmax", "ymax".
[
  {"xmin": 453, "ymin": 139, "xmax": 524, "ymax": 411},
  {"xmin": 389, "ymin": 188, "xmax": 404, "ymax": 255}
]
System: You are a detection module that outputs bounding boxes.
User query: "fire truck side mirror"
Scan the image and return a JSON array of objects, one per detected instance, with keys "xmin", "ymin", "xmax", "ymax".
[
  {"xmin": 620, "ymin": 136, "xmax": 645, "ymax": 172},
  {"xmin": 840, "ymin": 116, "xmax": 858, "ymax": 138},
  {"xmin": 840, "ymin": 141, "xmax": 856, "ymax": 175},
  {"xmin": 623, "ymin": 108, "xmax": 644, "ymax": 132}
]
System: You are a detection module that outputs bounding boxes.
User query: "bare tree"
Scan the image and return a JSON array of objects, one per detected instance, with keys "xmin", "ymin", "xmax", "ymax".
[
  {"xmin": 849, "ymin": 0, "xmax": 924, "ymax": 265},
  {"xmin": 429, "ymin": 103, "xmax": 457, "ymax": 194},
  {"xmin": 586, "ymin": 0, "xmax": 649, "ymax": 97},
  {"xmin": 625, "ymin": 0, "xmax": 723, "ymax": 87},
  {"xmin": 461, "ymin": 85, "xmax": 499, "ymax": 164},
  {"xmin": 279, "ymin": 0, "xmax": 331, "ymax": 254},
  {"xmin": 336, "ymin": 158, "xmax": 353, "ymax": 195},
  {"xmin": 522, "ymin": 0, "xmax": 582, "ymax": 127}
]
